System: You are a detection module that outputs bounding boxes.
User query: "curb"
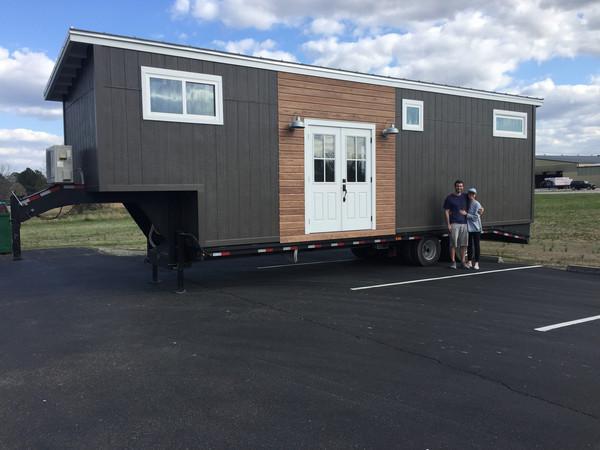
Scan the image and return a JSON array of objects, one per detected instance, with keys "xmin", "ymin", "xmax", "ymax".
[{"xmin": 566, "ymin": 265, "xmax": 600, "ymax": 275}]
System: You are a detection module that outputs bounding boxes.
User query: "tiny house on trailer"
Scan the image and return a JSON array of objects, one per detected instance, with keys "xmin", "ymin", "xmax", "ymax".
[{"xmin": 11, "ymin": 29, "xmax": 543, "ymax": 286}]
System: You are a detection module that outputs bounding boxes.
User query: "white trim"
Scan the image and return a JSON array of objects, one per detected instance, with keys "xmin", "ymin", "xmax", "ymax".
[
  {"xmin": 303, "ymin": 119, "xmax": 377, "ymax": 234},
  {"xmin": 46, "ymin": 29, "xmax": 544, "ymax": 107},
  {"xmin": 402, "ymin": 99, "xmax": 424, "ymax": 132},
  {"xmin": 141, "ymin": 66, "xmax": 223, "ymax": 125},
  {"xmin": 493, "ymin": 109, "xmax": 527, "ymax": 139}
]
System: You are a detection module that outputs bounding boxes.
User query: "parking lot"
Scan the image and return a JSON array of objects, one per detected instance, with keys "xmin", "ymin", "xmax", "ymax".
[{"xmin": 1, "ymin": 248, "xmax": 599, "ymax": 449}]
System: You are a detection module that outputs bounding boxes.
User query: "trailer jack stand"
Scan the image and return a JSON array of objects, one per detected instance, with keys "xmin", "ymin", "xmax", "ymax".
[
  {"xmin": 175, "ymin": 232, "xmax": 186, "ymax": 294},
  {"xmin": 148, "ymin": 247, "xmax": 161, "ymax": 284}
]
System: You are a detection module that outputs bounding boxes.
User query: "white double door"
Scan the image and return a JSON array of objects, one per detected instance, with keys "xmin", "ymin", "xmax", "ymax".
[{"xmin": 305, "ymin": 122, "xmax": 374, "ymax": 233}]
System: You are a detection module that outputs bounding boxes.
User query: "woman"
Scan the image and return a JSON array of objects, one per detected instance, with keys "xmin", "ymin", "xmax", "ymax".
[{"xmin": 465, "ymin": 187, "xmax": 484, "ymax": 270}]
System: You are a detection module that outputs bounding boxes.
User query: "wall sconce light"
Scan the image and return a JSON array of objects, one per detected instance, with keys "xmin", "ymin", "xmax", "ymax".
[
  {"xmin": 382, "ymin": 123, "xmax": 399, "ymax": 138},
  {"xmin": 288, "ymin": 115, "xmax": 305, "ymax": 131}
]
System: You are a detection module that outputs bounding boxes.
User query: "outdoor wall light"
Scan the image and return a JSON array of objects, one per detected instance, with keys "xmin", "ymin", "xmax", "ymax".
[
  {"xmin": 288, "ymin": 115, "xmax": 305, "ymax": 130},
  {"xmin": 382, "ymin": 123, "xmax": 399, "ymax": 138}
]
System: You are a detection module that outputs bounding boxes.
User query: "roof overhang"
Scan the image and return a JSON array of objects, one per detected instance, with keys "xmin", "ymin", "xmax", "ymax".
[{"xmin": 46, "ymin": 28, "xmax": 545, "ymax": 106}]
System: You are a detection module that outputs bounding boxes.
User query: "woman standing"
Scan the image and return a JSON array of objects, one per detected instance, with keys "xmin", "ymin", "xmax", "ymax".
[{"xmin": 465, "ymin": 188, "xmax": 484, "ymax": 270}]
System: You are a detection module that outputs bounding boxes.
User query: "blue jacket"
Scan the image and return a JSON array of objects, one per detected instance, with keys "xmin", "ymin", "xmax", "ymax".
[{"xmin": 467, "ymin": 199, "xmax": 483, "ymax": 233}]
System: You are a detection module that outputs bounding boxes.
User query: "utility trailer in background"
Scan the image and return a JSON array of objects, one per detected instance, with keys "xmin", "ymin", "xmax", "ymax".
[{"xmin": 11, "ymin": 29, "xmax": 542, "ymax": 290}]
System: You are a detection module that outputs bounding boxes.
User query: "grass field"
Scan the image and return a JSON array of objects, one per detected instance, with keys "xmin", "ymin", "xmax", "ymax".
[
  {"xmin": 18, "ymin": 193, "xmax": 600, "ymax": 267},
  {"xmin": 21, "ymin": 205, "xmax": 146, "ymax": 251},
  {"xmin": 482, "ymin": 193, "xmax": 600, "ymax": 267}
]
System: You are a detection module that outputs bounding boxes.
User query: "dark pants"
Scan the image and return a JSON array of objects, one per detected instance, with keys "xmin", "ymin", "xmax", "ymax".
[{"xmin": 468, "ymin": 232, "xmax": 481, "ymax": 263}]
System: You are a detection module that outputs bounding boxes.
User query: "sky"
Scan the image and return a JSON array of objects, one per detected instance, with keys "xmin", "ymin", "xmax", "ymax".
[{"xmin": 0, "ymin": 0, "xmax": 599, "ymax": 172}]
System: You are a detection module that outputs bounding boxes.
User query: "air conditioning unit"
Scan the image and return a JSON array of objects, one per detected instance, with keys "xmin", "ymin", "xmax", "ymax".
[{"xmin": 46, "ymin": 145, "xmax": 73, "ymax": 184}]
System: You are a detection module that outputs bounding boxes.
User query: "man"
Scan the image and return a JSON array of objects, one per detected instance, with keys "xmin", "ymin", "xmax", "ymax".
[{"xmin": 443, "ymin": 180, "xmax": 469, "ymax": 269}]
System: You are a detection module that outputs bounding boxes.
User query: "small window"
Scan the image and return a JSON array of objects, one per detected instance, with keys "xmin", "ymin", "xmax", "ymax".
[
  {"xmin": 493, "ymin": 109, "xmax": 527, "ymax": 139},
  {"xmin": 141, "ymin": 66, "xmax": 223, "ymax": 125},
  {"xmin": 402, "ymin": 99, "xmax": 424, "ymax": 132}
]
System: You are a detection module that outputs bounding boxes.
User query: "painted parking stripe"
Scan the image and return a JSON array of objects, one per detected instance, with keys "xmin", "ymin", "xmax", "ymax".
[
  {"xmin": 257, "ymin": 258, "xmax": 356, "ymax": 270},
  {"xmin": 351, "ymin": 265, "xmax": 543, "ymax": 291},
  {"xmin": 534, "ymin": 315, "xmax": 600, "ymax": 332}
]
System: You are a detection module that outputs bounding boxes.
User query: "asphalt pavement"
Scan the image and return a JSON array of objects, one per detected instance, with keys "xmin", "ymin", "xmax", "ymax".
[{"xmin": 1, "ymin": 248, "xmax": 599, "ymax": 449}]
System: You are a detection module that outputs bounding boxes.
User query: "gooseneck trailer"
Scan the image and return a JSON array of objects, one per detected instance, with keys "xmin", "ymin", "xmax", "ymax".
[{"xmin": 10, "ymin": 29, "xmax": 542, "ymax": 289}]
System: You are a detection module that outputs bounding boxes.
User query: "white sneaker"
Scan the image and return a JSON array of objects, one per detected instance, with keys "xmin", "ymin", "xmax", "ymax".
[
  {"xmin": 464, "ymin": 261, "xmax": 473, "ymax": 269},
  {"xmin": 473, "ymin": 262, "xmax": 480, "ymax": 270},
  {"xmin": 449, "ymin": 262, "xmax": 457, "ymax": 269}
]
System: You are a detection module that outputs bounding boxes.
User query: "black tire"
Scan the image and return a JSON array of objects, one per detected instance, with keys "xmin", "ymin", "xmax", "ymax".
[{"xmin": 409, "ymin": 236, "xmax": 441, "ymax": 266}]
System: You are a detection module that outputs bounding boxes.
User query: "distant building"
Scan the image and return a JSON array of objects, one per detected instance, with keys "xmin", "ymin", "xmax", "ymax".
[{"xmin": 535, "ymin": 155, "xmax": 600, "ymax": 187}]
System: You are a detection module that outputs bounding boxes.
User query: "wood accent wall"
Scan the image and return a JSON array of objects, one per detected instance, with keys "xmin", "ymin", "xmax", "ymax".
[{"xmin": 278, "ymin": 72, "xmax": 396, "ymax": 243}]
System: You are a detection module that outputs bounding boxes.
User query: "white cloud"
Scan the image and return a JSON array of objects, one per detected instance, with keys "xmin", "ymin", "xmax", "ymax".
[
  {"xmin": 0, "ymin": 128, "xmax": 62, "ymax": 171},
  {"xmin": 520, "ymin": 77, "xmax": 600, "ymax": 155},
  {"xmin": 171, "ymin": 0, "xmax": 190, "ymax": 17},
  {"xmin": 308, "ymin": 18, "xmax": 345, "ymax": 35},
  {"xmin": 0, "ymin": 47, "xmax": 61, "ymax": 119},
  {"xmin": 214, "ymin": 38, "xmax": 297, "ymax": 61},
  {"xmin": 192, "ymin": 0, "xmax": 219, "ymax": 21}
]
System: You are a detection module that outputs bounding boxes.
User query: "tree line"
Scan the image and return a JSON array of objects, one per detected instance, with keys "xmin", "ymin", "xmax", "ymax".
[{"xmin": 0, "ymin": 167, "xmax": 48, "ymax": 202}]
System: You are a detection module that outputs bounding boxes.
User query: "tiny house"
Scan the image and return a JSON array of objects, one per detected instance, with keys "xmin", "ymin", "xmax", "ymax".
[{"xmin": 14, "ymin": 29, "xmax": 543, "ymax": 277}]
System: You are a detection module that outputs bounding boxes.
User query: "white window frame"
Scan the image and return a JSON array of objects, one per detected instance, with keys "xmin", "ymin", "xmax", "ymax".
[
  {"xmin": 141, "ymin": 66, "xmax": 223, "ymax": 125},
  {"xmin": 493, "ymin": 109, "xmax": 527, "ymax": 139},
  {"xmin": 402, "ymin": 99, "xmax": 424, "ymax": 132}
]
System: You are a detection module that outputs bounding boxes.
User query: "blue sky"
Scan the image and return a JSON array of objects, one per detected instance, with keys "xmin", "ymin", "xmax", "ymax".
[{"xmin": 1, "ymin": 0, "xmax": 599, "ymax": 171}]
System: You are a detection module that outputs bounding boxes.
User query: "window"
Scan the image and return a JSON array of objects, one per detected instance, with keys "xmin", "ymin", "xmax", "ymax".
[
  {"xmin": 402, "ymin": 99, "xmax": 424, "ymax": 131},
  {"xmin": 346, "ymin": 136, "xmax": 367, "ymax": 182},
  {"xmin": 141, "ymin": 66, "xmax": 223, "ymax": 125},
  {"xmin": 313, "ymin": 134, "xmax": 336, "ymax": 182},
  {"xmin": 493, "ymin": 109, "xmax": 527, "ymax": 139}
]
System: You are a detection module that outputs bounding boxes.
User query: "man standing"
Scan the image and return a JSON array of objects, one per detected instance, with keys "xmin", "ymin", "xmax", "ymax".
[{"xmin": 443, "ymin": 180, "xmax": 469, "ymax": 269}]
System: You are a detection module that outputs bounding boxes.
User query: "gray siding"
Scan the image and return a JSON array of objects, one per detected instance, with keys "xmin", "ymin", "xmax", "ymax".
[
  {"xmin": 63, "ymin": 47, "xmax": 98, "ymax": 187},
  {"xmin": 395, "ymin": 89, "xmax": 535, "ymax": 232},
  {"xmin": 92, "ymin": 45, "xmax": 280, "ymax": 246}
]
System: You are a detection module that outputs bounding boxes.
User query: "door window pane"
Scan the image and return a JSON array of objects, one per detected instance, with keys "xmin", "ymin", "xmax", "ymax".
[
  {"xmin": 357, "ymin": 160, "xmax": 366, "ymax": 182},
  {"xmin": 314, "ymin": 135, "xmax": 324, "ymax": 158},
  {"xmin": 314, "ymin": 159, "xmax": 324, "ymax": 182},
  {"xmin": 324, "ymin": 135, "xmax": 336, "ymax": 158},
  {"xmin": 186, "ymin": 82, "xmax": 215, "ymax": 116},
  {"xmin": 356, "ymin": 137, "xmax": 366, "ymax": 159},
  {"xmin": 325, "ymin": 160, "xmax": 335, "ymax": 182},
  {"xmin": 346, "ymin": 136, "xmax": 356, "ymax": 159},
  {"xmin": 150, "ymin": 78, "xmax": 183, "ymax": 114},
  {"xmin": 347, "ymin": 161, "xmax": 356, "ymax": 182}
]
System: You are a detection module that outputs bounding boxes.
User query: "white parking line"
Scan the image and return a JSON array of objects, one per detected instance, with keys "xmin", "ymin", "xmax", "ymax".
[
  {"xmin": 257, "ymin": 258, "xmax": 356, "ymax": 270},
  {"xmin": 534, "ymin": 315, "xmax": 600, "ymax": 332},
  {"xmin": 351, "ymin": 265, "xmax": 543, "ymax": 291}
]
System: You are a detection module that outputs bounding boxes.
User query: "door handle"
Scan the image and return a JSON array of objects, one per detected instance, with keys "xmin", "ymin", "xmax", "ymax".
[{"xmin": 342, "ymin": 178, "xmax": 347, "ymax": 202}]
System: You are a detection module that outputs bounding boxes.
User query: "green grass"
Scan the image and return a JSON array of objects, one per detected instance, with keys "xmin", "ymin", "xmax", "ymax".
[
  {"xmin": 21, "ymin": 205, "xmax": 146, "ymax": 251},
  {"xmin": 483, "ymin": 193, "xmax": 600, "ymax": 267},
  {"xmin": 19, "ymin": 193, "xmax": 600, "ymax": 267}
]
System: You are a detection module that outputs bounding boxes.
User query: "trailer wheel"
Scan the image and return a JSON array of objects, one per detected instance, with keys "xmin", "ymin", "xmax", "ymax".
[{"xmin": 410, "ymin": 236, "xmax": 441, "ymax": 266}]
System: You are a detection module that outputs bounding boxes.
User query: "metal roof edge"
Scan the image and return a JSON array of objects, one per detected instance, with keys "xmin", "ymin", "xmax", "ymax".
[
  {"xmin": 44, "ymin": 31, "xmax": 72, "ymax": 100},
  {"xmin": 48, "ymin": 28, "xmax": 545, "ymax": 106}
]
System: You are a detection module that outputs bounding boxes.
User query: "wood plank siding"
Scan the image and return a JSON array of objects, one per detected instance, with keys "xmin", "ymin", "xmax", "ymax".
[{"xmin": 278, "ymin": 72, "xmax": 396, "ymax": 243}]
